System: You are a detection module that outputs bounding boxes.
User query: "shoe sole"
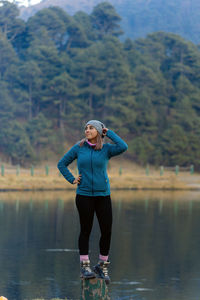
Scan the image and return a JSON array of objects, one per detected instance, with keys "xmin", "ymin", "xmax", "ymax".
[
  {"xmin": 93, "ymin": 267, "xmax": 110, "ymax": 284},
  {"xmin": 80, "ymin": 274, "xmax": 96, "ymax": 279}
]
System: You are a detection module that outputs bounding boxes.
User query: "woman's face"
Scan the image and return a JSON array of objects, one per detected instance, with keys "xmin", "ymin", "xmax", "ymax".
[{"xmin": 85, "ymin": 124, "xmax": 98, "ymax": 140}]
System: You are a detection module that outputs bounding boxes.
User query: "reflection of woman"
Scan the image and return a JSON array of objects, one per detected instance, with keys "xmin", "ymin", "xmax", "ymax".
[{"xmin": 57, "ymin": 120, "xmax": 128, "ymax": 284}]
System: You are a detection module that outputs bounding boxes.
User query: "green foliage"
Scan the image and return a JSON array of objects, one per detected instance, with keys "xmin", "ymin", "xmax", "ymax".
[
  {"xmin": 26, "ymin": 113, "xmax": 52, "ymax": 155},
  {"xmin": 0, "ymin": 35, "xmax": 17, "ymax": 79},
  {"xmin": 1, "ymin": 120, "xmax": 35, "ymax": 165},
  {"xmin": 1, "ymin": 1, "xmax": 200, "ymax": 167},
  {"xmin": 20, "ymin": 0, "xmax": 200, "ymax": 44},
  {"xmin": 0, "ymin": 0, "xmax": 25, "ymax": 42},
  {"xmin": 91, "ymin": 2, "xmax": 123, "ymax": 39}
]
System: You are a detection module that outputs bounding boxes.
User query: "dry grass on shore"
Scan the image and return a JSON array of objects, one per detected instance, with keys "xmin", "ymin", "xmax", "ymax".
[{"xmin": 0, "ymin": 158, "xmax": 199, "ymax": 191}]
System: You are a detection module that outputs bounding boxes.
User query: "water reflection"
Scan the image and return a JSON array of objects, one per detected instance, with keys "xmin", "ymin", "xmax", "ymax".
[{"xmin": 0, "ymin": 191, "xmax": 199, "ymax": 299}]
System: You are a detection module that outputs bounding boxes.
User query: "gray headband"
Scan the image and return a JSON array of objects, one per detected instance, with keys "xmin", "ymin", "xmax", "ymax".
[{"xmin": 85, "ymin": 120, "xmax": 105, "ymax": 136}]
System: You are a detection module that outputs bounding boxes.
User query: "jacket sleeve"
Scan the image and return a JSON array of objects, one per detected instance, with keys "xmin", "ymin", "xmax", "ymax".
[
  {"xmin": 57, "ymin": 144, "xmax": 79, "ymax": 184},
  {"xmin": 106, "ymin": 130, "xmax": 128, "ymax": 158}
]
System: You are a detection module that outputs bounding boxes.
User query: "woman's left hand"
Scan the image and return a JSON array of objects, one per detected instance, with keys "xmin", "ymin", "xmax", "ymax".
[{"xmin": 102, "ymin": 128, "xmax": 108, "ymax": 136}]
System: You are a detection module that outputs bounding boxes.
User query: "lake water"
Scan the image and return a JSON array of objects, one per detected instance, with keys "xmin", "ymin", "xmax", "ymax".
[{"xmin": 0, "ymin": 190, "xmax": 200, "ymax": 300}]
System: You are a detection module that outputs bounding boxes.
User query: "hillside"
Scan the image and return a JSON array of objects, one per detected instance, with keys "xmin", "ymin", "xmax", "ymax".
[
  {"xmin": 2, "ymin": 1, "xmax": 200, "ymax": 167},
  {"xmin": 20, "ymin": 0, "xmax": 200, "ymax": 43}
]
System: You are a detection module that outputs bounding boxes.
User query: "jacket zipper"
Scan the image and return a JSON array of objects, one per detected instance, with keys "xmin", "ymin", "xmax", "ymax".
[{"xmin": 91, "ymin": 148, "xmax": 93, "ymax": 195}]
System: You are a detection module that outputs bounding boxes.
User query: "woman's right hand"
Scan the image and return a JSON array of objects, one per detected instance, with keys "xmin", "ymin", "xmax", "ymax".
[{"xmin": 73, "ymin": 174, "xmax": 81, "ymax": 185}]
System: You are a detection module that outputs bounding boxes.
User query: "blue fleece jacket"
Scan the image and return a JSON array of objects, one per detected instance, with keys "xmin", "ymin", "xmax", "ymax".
[{"xmin": 57, "ymin": 130, "xmax": 128, "ymax": 196}]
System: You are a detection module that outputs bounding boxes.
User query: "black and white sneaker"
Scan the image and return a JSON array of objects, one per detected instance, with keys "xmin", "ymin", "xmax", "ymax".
[
  {"xmin": 93, "ymin": 260, "xmax": 110, "ymax": 284},
  {"xmin": 80, "ymin": 260, "xmax": 96, "ymax": 279}
]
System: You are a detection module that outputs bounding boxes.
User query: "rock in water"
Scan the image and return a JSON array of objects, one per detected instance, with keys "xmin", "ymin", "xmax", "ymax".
[{"xmin": 81, "ymin": 278, "xmax": 110, "ymax": 300}]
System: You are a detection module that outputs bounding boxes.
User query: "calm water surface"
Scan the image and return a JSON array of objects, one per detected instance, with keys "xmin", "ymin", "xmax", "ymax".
[{"xmin": 0, "ymin": 190, "xmax": 200, "ymax": 300}]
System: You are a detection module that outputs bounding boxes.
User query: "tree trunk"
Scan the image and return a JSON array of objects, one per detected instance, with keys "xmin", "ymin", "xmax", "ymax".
[
  {"xmin": 59, "ymin": 98, "xmax": 65, "ymax": 133},
  {"xmin": 80, "ymin": 278, "xmax": 110, "ymax": 300},
  {"xmin": 102, "ymin": 81, "xmax": 110, "ymax": 119},
  {"xmin": 28, "ymin": 82, "xmax": 32, "ymax": 120},
  {"xmin": 88, "ymin": 76, "xmax": 93, "ymax": 118}
]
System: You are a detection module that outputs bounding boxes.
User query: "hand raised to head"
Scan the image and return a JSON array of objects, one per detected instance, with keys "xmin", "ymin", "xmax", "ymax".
[{"xmin": 102, "ymin": 128, "xmax": 108, "ymax": 136}]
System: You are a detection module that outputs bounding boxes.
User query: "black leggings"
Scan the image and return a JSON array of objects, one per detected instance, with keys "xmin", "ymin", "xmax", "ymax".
[{"xmin": 75, "ymin": 194, "xmax": 112, "ymax": 256}]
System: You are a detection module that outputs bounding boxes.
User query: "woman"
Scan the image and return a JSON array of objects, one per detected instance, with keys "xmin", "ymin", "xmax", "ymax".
[{"xmin": 57, "ymin": 120, "xmax": 128, "ymax": 284}]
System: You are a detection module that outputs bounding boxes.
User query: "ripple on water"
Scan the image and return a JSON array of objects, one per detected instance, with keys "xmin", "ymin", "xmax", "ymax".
[
  {"xmin": 136, "ymin": 287, "xmax": 154, "ymax": 291},
  {"xmin": 10, "ymin": 280, "xmax": 30, "ymax": 286},
  {"xmin": 171, "ymin": 277, "xmax": 180, "ymax": 281},
  {"xmin": 110, "ymin": 295, "xmax": 141, "ymax": 300},
  {"xmin": 112, "ymin": 281, "xmax": 142, "ymax": 285},
  {"xmin": 45, "ymin": 248, "xmax": 79, "ymax": 252},
  {"xmin": 45, "ymin": 277, "xmax": 54, "ymax": 281}
]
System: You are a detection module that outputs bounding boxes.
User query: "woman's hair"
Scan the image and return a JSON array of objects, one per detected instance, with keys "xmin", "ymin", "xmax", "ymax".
[{"xmin": 79, "ymin": 132, "xmax": 103, "ymax": 150}]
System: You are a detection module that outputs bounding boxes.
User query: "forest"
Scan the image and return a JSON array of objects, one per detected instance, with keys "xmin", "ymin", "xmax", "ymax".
[
  {"xmin": 20, "ymin": 0, "xmax": 200, "ymax": 44},
  {"xmin": 1, "ymin": 1, "xmax": 200, "ymax": 167}
]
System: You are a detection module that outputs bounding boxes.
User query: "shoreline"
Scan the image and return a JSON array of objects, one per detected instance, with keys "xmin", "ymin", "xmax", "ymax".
[
  {"xmin": 1, "ymin": 187, "xmax": 200, "ymax": 192},
  {"xmin": 0, "ymin": 172, "xmax": 200, "ymax": 191}
]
